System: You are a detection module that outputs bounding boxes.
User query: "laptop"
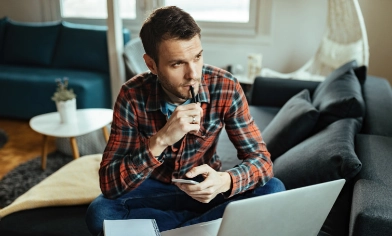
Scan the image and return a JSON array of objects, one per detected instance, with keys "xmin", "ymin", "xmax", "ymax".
[{"xmin": 161, "ymin": 179, "xmax": 345, "ymax": 236}]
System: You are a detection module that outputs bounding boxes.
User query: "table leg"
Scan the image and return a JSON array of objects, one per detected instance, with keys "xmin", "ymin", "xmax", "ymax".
[
  {"xmin": 70, "ymin": 137, "xmax": 80, "ymax": 159},
  {"xmin": 41, "ymin": 135, "xmax": 48, "ymax": 170},
  {"xmin": 102, "ymin": 126, "xmax": 109, "ymax": 142}
]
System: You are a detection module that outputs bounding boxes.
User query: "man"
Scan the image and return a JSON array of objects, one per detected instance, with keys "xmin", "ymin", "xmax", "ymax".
[{"xmin": 86, "ymin": 6, "xmax": 285, "ymax": 235}]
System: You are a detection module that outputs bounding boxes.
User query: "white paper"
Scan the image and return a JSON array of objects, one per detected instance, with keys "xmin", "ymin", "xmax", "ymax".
[{"xmin": 103, "ymin": 219, "xmax": 161, "ymax": 236}]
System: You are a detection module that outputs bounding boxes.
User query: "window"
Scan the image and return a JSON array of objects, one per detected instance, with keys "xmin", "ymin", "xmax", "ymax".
[
  {"xmin": 61, "ymin": 0, "xmax": 136, "ymax": 19},
  {"xmin": 59, "ymin": 0, "xmax": 271, "ymax": 42},
  {"xmin": 164, "ymin": 0, "xmax": 250, "ymax": 23}
]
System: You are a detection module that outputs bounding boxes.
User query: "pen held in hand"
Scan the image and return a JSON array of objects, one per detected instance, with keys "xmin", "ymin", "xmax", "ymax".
[{"xmin": 190, "ymin": 86, "xmax": 196, "ymax": 103}]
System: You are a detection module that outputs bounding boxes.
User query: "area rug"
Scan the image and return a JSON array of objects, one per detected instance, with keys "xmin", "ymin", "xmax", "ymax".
[
  {"xmin": 0, "ymin": 151, "xmax": 73, "ymax": 208},
  {"xmin": 0, "ymin": 129, "xmax": 7, "ymax": 149}
]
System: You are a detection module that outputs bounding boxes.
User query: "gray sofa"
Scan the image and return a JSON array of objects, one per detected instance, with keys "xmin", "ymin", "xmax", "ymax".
[
  {"xmin": 0, "ymin": 17, "xmax": 130, "ymax": 120},
  {"xmin": 218, "ymin": 60, "xmax": 392, "ymax": 236},
  {"xmin": 0, "ymin": 61, "xmax": 391, "ymax": 236}
]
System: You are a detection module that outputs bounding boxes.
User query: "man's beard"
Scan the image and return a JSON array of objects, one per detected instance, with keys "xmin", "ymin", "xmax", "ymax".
[{"xmin": 157, "ymin": 71, "xmax": 200, "ymax": 101}]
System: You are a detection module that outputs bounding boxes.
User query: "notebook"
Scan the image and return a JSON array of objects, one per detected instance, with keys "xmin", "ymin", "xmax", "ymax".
[
  {"xmin": 161, "ymin": 179, "xmax": 345, "ymax": 236},
  {"xmin": 103, "ymin": 218, "xmax": 161, "ymax": 236}
]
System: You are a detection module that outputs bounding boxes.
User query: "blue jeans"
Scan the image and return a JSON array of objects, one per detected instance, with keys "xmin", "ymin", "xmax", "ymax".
[{"xmin": 85, "ymin": 177, "xmax": 285, "ymax": 235}]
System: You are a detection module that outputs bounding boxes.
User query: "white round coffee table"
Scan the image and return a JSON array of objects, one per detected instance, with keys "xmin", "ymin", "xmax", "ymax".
[{"xmin": 30, "ymin": 108, "xmax": 113, "ymax": 170}]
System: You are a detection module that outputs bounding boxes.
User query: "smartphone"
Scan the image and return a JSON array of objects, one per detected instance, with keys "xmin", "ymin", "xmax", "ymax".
[{"xmin": 171, "ymin": 178, "xmax": 199, "ymax": 185}]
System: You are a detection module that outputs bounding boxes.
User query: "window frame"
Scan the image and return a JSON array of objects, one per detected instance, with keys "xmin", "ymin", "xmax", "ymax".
[{"xmin": 53, "ymin": 0, "xmax": 273, "ymax": 45}]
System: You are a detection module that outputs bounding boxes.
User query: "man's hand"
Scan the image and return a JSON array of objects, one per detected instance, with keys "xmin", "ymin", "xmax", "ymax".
[
  {"xmin": 149, "ymin": 103, "xmax": 202, "ymax": 156},
  {"xmin": 175, "ymin": 164, "xmax": 232, "ymax": 203}
]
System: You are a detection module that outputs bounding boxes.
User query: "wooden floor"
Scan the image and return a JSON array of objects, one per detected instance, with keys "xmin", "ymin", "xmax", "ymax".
[{"xmin": 0, "ymin": 118, "xmax": 56, "ymax": 179}]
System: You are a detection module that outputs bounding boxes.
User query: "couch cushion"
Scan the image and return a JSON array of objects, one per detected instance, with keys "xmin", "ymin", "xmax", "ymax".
[
  {"xmin": 250, "ymin": 76, "xmax": 320, "ymax": 107},
  {"xmin": 262, "ymin": 89, "xmax": 319, "ymax": 160},
  {"xmin": 273, "ymin": 118, "xmax": 362, "ymax": 190},
  {"xmin": 3, "ymin": 20, "xmax": 60, "ymax": 66},
  {"xmin": 52, "ymin": 22, "xmax": 109, "ymax": 73},
  {"xmin": 312, "ymin": 68, "xmax": 365, "ymax": 131},
  {"xmin": 0, "ymin": 65, "xmax": 111, "ymax": 119},
  {"xmin": 0, "ymin": 17, "xmax": 7, "ymax": 63}
]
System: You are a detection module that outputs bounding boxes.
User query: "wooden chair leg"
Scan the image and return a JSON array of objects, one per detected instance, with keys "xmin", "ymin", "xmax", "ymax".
[
  {"xmin": 41, "ymin": 135, "xmax": 48, "ymax": 170},
  {"xmin": 70, "ymin": 137, "xmax": 80, "ymax": 159},
  {"xmin": 102, "ymin": 126, "xmax": 109, "ymax": 142}
]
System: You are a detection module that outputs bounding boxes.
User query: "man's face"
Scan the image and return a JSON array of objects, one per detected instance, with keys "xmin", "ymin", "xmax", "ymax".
[{"xmin": 151, "ymin": 35, "xmax": 203, "ymax": 104}]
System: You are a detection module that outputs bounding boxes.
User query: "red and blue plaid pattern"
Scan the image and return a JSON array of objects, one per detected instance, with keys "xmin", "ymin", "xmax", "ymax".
[{"xmin": 100, "ymin": 64, "xmax": 273, "ymax": 199}]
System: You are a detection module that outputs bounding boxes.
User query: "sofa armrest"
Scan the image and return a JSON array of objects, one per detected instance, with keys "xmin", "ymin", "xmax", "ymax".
[
  {"xmin": 250, "ymin": 77, "xmax": 320, "ymax": 107},
  {"xmin": 351, "ymin": 134, "xmax": 392, "ymax": 236},
  {"xmin": 361, "ymin": 76, "xmax": 392, "ymax": 136},
  {"xmin": 350, "ymin": 179, "xmax": 392, "ymax": 236}
]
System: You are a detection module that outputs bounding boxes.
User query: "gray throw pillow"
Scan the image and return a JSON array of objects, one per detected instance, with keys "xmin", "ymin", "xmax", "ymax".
[
  {"xmin": 273, "ymin": 118, "xmax": 362, "ymax": 190},
  {"xmin": 262, "ymin": 89, "xmax": 319, "ymax": 160},
  {"xmin": 312, "ymin": 68, "xmax": 365, "ymax": 132}
]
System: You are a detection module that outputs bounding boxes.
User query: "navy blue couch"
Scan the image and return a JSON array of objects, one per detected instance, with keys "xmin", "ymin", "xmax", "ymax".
[{"xmin": 0, "ymin": 17, "xmax": 130, "ymax": 119}]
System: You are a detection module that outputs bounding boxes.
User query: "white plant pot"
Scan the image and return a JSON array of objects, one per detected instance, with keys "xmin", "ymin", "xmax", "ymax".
[{"xmin": 56, "ymin": 98, "xmax": 77, "ymax": 124}]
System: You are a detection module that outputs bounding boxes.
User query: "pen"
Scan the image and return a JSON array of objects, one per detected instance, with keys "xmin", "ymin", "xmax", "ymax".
[{"xmin": 190, "ymin": 86, "xmax": 197, "ymax": 103}]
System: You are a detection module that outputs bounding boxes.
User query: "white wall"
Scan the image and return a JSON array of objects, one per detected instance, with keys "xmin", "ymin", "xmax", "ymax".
[
  {"xmin": 1, "ymin": 0, "xmax": 391, "ymax": 85},
  {"xmin": 358, "ymin": 0, "xmax": 392, "ymax": 84},
  {"xmin": 202, "ymin": 0, "xmax": 326, "ymax": 75},
  {"xmin": 0, "ymin": 0, "xmax": 44, "ymax": 22}
]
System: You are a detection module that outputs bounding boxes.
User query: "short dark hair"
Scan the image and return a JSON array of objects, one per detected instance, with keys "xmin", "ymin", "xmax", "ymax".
[{"xmin": 139, "ymin": 6, "xmax": 201, "ymax": 64}]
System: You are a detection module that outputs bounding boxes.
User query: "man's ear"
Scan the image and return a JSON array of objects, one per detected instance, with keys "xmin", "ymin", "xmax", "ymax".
[{"xmin": 143, "ymin": 54, "xmax": 158, "ymax": 75}]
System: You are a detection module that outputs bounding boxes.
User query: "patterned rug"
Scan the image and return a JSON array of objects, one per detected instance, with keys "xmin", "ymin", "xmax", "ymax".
[
  {"xmin": 0, "ymin": 129, "xmax": 7, "ymax": 149},
  {"xmin": 0, "ymin": 151, "xmax": 73, "ymax": 208}
]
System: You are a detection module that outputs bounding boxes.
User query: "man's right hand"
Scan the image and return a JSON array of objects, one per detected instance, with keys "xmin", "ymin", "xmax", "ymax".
[{"xmin": 149, "ymin": 102, "xmax": 202, "ymax": 156}]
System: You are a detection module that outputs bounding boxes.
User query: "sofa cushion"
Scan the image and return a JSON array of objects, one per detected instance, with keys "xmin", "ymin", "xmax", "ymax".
[
  {"xmin": 273, "ymin": 118, "xmax": 362, "ymax": 190},
  {"xmin": 52, "ymin": 22, "xmax": 109, "ymax": 73},
  {"xmin": 250, "ymin": 76, "xmax": 319, "ymax": 107},
  {"xmin": 262, "ymin": 89, "xmax": 319, "ymax": 160},
  {"xmin": 3, "ymin": 20, "xmax": 60, "ymax": 66},
  {"xmin": 312, "ymin": 68, "xmax": 365, "ymax": 131},
  {"xmin": 0, "ymin": 65, "xmax": 111, "ymax": 119},
  {"xmin": 0, "ymin": 17, "xmax": 7, "ymax": 63}
]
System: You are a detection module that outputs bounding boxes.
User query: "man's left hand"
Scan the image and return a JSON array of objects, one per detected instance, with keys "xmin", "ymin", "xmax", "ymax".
[{"xmin": 174, "ymin": 164, "xmax": 232, "ymax": 203}]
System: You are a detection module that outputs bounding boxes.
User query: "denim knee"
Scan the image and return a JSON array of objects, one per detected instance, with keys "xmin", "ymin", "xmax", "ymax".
[
  {"xmin": 267, "ymin": 177, "xmax": 286, "ymax": 192},
  {"xmin": 252, "ymin": 177, "xmax": 286, "ymax": 196},
  {"xmin": 85, "ymin": 194, "xmax": 126, "ymax": 235}
]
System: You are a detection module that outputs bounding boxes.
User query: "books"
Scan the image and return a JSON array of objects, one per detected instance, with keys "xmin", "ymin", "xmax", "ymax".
[{"xmin": 103, "ymin": 219, "xmax": 161, "ymax": 236}]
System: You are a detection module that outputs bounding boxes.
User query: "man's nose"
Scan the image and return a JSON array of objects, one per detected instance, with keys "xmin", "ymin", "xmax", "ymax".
[{"xmin": 186, "ymin": 63, "xmax": 198, "ymax": 80}]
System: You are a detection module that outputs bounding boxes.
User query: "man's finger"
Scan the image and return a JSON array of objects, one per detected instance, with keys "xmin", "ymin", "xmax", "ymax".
[{"xmin": 186, "ymin": 164, "xmax": 211, "ymax": 178}]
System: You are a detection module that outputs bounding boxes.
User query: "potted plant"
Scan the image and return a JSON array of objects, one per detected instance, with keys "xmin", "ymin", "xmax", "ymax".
[{"xmin": 51, "ymin": 77, "xmax": 77, "ymax": 123}]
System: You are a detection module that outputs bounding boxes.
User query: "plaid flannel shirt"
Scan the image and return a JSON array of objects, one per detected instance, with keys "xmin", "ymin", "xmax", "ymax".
[{"xmin": 100, "ymin": 64, "xmax": 273, "ymax": 199}]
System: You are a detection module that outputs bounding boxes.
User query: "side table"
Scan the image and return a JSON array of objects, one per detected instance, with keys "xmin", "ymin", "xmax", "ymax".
[{"xmin": 29, "ymin": 108, "xmax": 113, "ymax": 170}]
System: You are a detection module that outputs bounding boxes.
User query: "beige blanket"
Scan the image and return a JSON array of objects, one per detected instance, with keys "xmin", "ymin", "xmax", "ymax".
[{"xmin": 0, "ymin": 153, "xmax": 102, "ymax": 218}]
